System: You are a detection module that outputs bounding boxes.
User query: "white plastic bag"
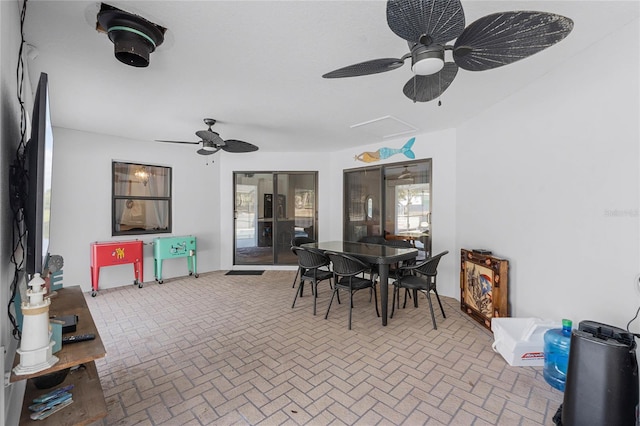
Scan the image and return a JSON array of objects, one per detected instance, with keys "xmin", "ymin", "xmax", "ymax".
[{"xmin": 491, "ymin": 317, "xmax": 561, "ymax": 366}]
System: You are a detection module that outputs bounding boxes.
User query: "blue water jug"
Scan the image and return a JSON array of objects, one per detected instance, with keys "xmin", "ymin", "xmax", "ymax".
[{"xmin": 543, "ymin": 319, "xmax": 572, "ymax": 391}]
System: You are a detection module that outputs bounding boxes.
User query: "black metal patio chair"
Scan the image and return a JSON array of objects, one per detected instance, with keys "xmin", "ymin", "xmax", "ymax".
[
  {"xmin": 325, "ymin": 251, "xmax": 379, "ymax": 330},
  {"xmin": 391, "ymin": 250, "xmax": 449, "ymax": 330},
  {"xmin": 291, "ymin": 246, "xmax": 333, "ymax": 315},
  {"xmin": 290, "ymin": 236, "xmax": 317, "ymax": 288}
]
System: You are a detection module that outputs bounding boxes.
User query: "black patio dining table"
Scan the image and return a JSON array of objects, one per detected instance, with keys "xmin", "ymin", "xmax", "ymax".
[{"xmin": 301, "ymin": 240, "xmax": 418, "ymax": 326}]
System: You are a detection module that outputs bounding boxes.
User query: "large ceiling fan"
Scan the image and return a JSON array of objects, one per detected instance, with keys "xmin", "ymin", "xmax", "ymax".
[
  {"xmin": 322, "ymin": 0, "xmax": 574, "ymax": 102},
  {"xmin": 156, "ymin": 118, "xmax": 259, "ymax": 156}
]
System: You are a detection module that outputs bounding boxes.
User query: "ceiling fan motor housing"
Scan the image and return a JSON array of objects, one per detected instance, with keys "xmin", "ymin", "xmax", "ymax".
[{"xmin": 97, "ymin": 3, "xmax": 165, "ymax": 68}]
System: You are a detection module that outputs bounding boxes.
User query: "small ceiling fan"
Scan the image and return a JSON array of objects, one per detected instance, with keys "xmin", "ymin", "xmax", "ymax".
[
  {"xmin": 322, "ymin": 0, "xmax": 574, "ymax": 103},
  {"xmin": 156, "ymin": 118, "xmax": 259, "ymax": 156},
  {"xmin": 397, "ymin": 166, "xmax": 413, "ymax": 180}
]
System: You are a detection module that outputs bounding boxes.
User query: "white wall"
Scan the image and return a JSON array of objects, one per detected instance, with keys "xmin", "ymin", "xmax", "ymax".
[
  {"xmin": 456, "ymin": 17, "xmax": 640, "ymax": 327},
  {"xmin": 50, "ymin": 128, "xmax": 222, "ymax": 292},
  {"xmin": 327, "ymin": 130, "xmax": 459, "ymax": 298}
]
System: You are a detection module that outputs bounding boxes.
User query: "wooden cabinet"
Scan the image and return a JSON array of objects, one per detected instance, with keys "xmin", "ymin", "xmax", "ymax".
[{"xmin": 11, "ymin": 286, "xmax": 107, "ymax": 425}]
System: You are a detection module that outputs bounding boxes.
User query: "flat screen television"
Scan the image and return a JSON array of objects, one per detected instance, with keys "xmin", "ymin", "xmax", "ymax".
[{"xmin": 24, "ymin": 72, "xmax": 54, "ymax": 279}]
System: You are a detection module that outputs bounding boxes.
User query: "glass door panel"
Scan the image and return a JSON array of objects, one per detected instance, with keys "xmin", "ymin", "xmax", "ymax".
[
  {"xmin": 234, "ymin": 171, "xmax": 318, "ymax": 265},
  {"xmin": 384, "ymin": 162, "xmax": 431, "ymax": 255},
  {"xmin": 344, "ymin": 168, "xmax": 382, "ymax": 242},
  {"xmin": 293, "ymin": 177, "xmax": 317, "ymax": 240},
  {"xmin": 275, "ymin": 172, "xmax": 317, "ymax": 264},
  {"xmin": 234, "ymin": 173, "xmax": 274, "ymax": 265}
]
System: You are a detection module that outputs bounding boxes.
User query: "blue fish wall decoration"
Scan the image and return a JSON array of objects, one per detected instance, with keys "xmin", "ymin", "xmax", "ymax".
[{"xmin": 355, "ymin": 137, "xmax": 416, "ymax": 163}]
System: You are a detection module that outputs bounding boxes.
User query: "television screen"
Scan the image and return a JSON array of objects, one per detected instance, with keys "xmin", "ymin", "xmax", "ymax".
[{"xmin": 25, "ymin": 72, "xmax": 54, "ymax": 279}]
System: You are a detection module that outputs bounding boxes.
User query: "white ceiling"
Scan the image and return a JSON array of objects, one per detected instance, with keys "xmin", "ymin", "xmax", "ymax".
[{"xmin": 22, "ymin": 1, "xmax": 639, "ymax": 154}]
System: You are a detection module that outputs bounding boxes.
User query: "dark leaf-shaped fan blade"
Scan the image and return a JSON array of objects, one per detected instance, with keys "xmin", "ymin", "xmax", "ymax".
[
  {"xmin": 402, "ymin": 62, "xmax": 458, "ymax": 102},
  {"xmin": 221, "ymin": 140, "xmax": 259, "ymax": 153},
  {"xmin": 323, "ymin": 58, "xmax": 406, "ymax": 78},
  {"xmin": 155, "ymin": 139, "xmax": 200, "ymax": 145},
  {"xmin": 453, "ymin": 11, "xmax": 574, "ymax": 72},
  {"xmin": 387, "ymin": 0, "xmax": 465, "ymax": 45},
  {"xmin": 196, "ymin": 129, "xmax": 224, "ymax": 144}
]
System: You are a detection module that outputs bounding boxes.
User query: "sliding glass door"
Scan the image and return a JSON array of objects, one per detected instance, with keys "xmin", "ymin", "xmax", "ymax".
[
  {"xmin": 343, "ymin": 160, "xmax": 432, "ymax": 255},
  {"xmin": 234, "ymin": 173, "xmax": 273, "ymax": 265},
  {"xmin": 234, "ymin": 171, "xmax": 317, "ymax": 265}
]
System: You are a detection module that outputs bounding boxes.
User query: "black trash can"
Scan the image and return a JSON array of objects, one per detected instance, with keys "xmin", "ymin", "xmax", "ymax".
[{"xmin": 557, "ymin": 321, "xmax": 638, "ymax": 426}]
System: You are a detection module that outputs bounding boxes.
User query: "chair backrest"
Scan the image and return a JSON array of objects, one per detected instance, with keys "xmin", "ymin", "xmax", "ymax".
[
  {"xmin": 291, "ymin": 236, "xmax": 316, "ymax": 247},
  {"xmin": 291, "ymin": 246, "xmax": 329, "ymax": 269},
  {"xmin": 358, "ymin": 235, "xmax": 387, "ymax": 245},
  {"xmin": 325, "ymin": 251, "xmax": 370, "ymax": 277},
  {"xmin": 414, "ymin": 250, "xmax": 449, "ymax": 277}
]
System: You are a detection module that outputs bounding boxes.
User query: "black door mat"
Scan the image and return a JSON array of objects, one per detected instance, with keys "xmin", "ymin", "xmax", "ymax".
[{"xmin": 225, "ymin": 270, "xmax": 264, "ymax": 276}]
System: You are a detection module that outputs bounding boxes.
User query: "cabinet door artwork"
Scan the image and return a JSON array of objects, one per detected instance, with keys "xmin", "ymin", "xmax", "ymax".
[{"xmin": 460, "ymin": 249, "xmax": 509, "ymax": 330}]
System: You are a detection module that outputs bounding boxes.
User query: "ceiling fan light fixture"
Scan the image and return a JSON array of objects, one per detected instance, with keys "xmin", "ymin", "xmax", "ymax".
[
  {"xmin": 411, "ymin": 46, "xmax": 444, "ymax": 76},
  {"xmin": 197, "ymin": 140, "xmax": 221, "ymax": 155},
  {"xmin": 196, "ymin": 148, "xmax": 217, "ymax": 155}
]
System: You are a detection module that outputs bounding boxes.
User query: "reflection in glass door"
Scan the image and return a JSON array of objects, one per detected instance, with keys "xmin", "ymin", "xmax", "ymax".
[
  {"xmin": 234, "ymin": 173, "xmax": 274, "ymax": 264},
  {"xmin": 343, "ymin": 160, "xmax": 432, "ymax": 255},
  {"xmin": 384, "ymin": 162, "xmax": 431, "ymax": 255},
  {"xmin": 234, "ymin": 172, "xmax": 318, "ymax": 265},
  {"xmin": 344, "ymin": 168, "xmax": 382, "ymax": 242}
]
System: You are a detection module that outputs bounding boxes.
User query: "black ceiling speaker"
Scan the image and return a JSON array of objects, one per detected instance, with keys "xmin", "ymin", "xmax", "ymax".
[{"xmin": 97, "ymin": 3, "xmax": 165, "ymax": 68}]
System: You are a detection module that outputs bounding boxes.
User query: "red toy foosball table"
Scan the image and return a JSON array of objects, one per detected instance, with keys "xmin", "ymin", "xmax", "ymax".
[{"xmin": 90, "ymin": 240, "xmax": 144, "ymax": 297}]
